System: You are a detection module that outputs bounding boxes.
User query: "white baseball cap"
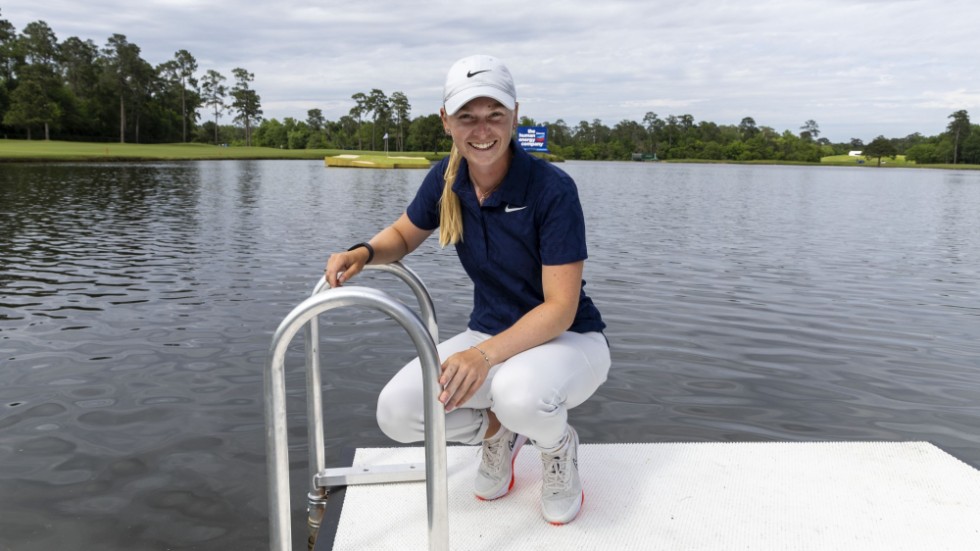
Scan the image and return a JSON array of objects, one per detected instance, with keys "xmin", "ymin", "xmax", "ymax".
[{"xmin": 442, "ymin": 55, "xmax": 517, "ymax": 116}]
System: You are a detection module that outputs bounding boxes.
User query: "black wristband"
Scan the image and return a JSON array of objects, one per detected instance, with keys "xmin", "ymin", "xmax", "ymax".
[{"xmin": 347, "ymin": 242, "xmax": 375, "ymax": 264}]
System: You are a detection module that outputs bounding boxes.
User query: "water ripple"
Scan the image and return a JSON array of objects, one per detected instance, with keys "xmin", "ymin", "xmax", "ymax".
[{"xmin": 1, "ymin": 161, "xmax": 979, "ymax": 549}]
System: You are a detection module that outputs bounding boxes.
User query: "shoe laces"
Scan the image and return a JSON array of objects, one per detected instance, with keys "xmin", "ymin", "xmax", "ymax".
[
  {"xmin": 480, "ymin": 433, "xmax": 509, "ymax": 476},
  {"xmin": 542, "ymin": 452, "xmax": 572, "ymax": 493}
]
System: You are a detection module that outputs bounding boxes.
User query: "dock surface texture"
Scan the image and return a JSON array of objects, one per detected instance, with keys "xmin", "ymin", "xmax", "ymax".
[{"xmin": 324, "ymin": 441, "xmax": 980, "ymax": 550}]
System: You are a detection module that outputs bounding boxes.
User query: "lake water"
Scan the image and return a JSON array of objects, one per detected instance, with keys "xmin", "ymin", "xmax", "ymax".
[{"xmin": 1, "ymin": 160, "xmax": 979, "ymax": 550}]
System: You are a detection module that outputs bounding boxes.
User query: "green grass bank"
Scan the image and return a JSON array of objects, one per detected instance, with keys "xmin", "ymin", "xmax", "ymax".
[
  {"xmin": 3, "ymin": 139, "xmax": 972, "ymax": 169},
  {"xmin": 0, "ymin": 140, "xmax": 444, "ymax": 163},
  {"xmin": 0, "ymin": 140, "xmax": 565, "ymax": 164}
]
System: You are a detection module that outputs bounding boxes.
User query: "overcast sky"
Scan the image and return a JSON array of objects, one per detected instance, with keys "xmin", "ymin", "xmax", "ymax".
[{"xmin": 4, "ymin": 0, "xmax": 979, "ymax": 143}]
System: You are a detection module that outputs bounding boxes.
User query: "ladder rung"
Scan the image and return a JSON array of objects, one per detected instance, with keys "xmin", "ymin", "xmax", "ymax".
[{"xmin": 315, "ymin": 463, "xmax": 427, "ymax": 487}]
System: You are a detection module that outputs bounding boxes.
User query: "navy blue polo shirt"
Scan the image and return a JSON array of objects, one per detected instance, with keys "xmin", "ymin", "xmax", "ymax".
[{"xmin": 406, "ymin": 141, "xmax": 605, "ymax": 335}]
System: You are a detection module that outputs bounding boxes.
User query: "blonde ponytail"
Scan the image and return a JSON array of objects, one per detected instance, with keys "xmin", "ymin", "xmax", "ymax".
[{"xmin": 438, "ymin": 144, "xmax": 464, "ymax": 247}]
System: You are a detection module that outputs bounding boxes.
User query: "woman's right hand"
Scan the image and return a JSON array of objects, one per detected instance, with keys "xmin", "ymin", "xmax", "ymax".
[
  {"xmin": 323, "ymin": 214, "xmax": 432, "ymax": 287},
  {"xmin": 324, "ymin": 247, "xmax": 370, "ymax": 287}
]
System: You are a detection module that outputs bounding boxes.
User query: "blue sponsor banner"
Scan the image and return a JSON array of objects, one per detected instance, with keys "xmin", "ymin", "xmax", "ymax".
[{"xmin": 517, "ymin": 126, "xmax": 549, "ymax": 152}]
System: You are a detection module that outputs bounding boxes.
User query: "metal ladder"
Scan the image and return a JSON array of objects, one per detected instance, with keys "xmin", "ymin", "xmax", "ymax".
[{"xmin": 265, "ymin": 262, "xmax": 449, "ymax": 551}]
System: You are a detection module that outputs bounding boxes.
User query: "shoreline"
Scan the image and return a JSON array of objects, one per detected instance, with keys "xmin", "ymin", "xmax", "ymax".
[
  {"xmin": 0, "ymin": 140, "xmax": 976, "ymax": 170},
  {"xmin": 0, "ymin": 139, "xmax": 443, "ymax": 163}
]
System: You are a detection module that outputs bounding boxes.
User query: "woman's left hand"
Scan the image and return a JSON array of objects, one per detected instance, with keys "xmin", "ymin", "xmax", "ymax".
[{"xmin": 438, "ymin": 348, "xmax": 491, "ymax": 412}]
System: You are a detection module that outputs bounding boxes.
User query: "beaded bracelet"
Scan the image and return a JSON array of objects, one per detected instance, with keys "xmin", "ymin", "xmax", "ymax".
[{"xmin": 470, "ymin": 345, "xmax": 492, "ymax": 369}]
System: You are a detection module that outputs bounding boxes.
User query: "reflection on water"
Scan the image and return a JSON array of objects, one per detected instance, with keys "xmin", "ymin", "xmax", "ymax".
[{"xmin": 1, "ymin": 160, "xmax": 979, "ymax": 550}]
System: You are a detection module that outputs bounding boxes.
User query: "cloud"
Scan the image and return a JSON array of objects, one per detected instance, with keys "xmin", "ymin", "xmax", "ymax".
[
  {"xmin": 3, "ymin": 0, "xmax": 980, "ymax": 141},
  {"xmin": 621, "ymin": 99, "xmax": 706, "ymax": 111},
  {"xmin": 918, "ymin": 89, "xmax": 980, "ymax": 110}
]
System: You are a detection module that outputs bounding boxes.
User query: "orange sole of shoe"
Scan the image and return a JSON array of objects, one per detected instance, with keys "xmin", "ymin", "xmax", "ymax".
[{"xmin": 547, "ymin": 492, "xmax": 585, "ymax": 526}]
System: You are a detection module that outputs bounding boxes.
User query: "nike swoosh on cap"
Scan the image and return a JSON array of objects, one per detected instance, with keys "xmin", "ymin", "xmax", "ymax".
[
  {"xmin": 467, "ymin": 69, "xmax": 490, "ymax": 78},
  {"xmin": 505, "ymin": 205, "xmax": 527, "ymax": 213}
]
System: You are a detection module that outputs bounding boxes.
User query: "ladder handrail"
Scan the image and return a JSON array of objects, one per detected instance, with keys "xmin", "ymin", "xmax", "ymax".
[
  {"xmin": 265, "ymin": 285, "xmax": 448, "ymax": 551},
  {"xmin": 310, "ymin": 261, "xmax": 439, "ymax": 339},
  {"xmin": 305, "ymin": 261, "xmax": 438, "ymax": 502}
]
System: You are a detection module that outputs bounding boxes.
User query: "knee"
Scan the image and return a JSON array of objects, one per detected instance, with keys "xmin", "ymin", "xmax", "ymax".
[
  {"xmin": 491, "ymin": 385, "xmax": 560, "ymax": 430},
  {"xmin": 376, "ymin": 384, "xmax": 423, "ymax": 444}
]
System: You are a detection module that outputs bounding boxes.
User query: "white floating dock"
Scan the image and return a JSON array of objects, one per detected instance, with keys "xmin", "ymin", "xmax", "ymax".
[{"xmin": 323, "ymin": 442, "xmax": 980, "ymax": 550}]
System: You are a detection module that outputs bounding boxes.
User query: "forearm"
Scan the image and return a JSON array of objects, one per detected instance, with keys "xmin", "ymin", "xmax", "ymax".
[
  {"xmin": 473, "ymin": 299, "xmax": 576, "ymax": 366},
  {"xmin": 363, "ymin": 224, "xmax": 413, "ymax": 265},
  {"xmin": 370, "ymin": 212, "xmax": 431, "ymax": 264},
  {"xmin": 478, "ymin": 261, "xmax": 582, "ymax": 364},
  {"xmin": 326, "ymin": 213, "xmax": 431, "ymax": 287},
  {"xmin": 438, "ymin": 299, "xmax": 575, "ymax": 412},
  {"xmin": 437, "ymin": 261, "xmax": 583, "ymax": 412}
]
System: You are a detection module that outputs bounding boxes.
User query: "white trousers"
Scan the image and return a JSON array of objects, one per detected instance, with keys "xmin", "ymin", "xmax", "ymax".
[{"xmin": 376, "ymin": 329, "xmax": 610, "ymax": 450}]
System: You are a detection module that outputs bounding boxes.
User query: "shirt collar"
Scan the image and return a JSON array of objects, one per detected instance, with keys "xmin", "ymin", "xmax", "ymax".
[{"xmin": 451, "ymin": 140, "xmax": 532, "ymax": 207}]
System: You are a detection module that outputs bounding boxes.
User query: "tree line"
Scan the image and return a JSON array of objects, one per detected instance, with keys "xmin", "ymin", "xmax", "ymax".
[
  {"xmin": 250, "ymin": 89, "xmax": 423, "ymax": 153},
  {"xmin": 2, "ymin": 14, "xmax": 976, "ymax": 165},
  {"xmin": 541, "ymin": 111, "xmax": 977, "ymax": 165},
  {"xmin": 0, "ymin": 15, "xmax": 259, "ymax": 145}
]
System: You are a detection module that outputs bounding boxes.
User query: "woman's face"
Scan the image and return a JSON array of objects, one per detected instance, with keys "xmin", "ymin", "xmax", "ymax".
[{"xmin": 442, "ymin": 97, "xmax": 519, "ymax": 171}]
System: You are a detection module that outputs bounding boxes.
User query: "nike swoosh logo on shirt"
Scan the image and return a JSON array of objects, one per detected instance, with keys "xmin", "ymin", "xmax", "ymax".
[{"xmin": 505, "ymin": 205, "xmax": 527, "ymax": 213}]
